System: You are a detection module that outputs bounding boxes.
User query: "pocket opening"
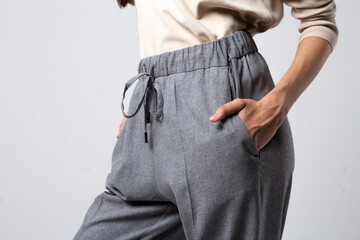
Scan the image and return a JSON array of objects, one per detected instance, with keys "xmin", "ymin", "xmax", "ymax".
[{"xmin": 232, "ymin": 113, "xmax": 260, "ymax": 156}]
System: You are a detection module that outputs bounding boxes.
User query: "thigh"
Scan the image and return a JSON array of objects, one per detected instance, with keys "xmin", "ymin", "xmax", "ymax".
[
  {"xmin": 73, "ymin": 191, "xmax": 186, "ymax": 240},
  {"xmin": 170, "ymin": 51, "xmax": 295, "ymax": 240},
  {"xmin": 231, "ymin": 51, "xmax": 295, "ymax": 239}
]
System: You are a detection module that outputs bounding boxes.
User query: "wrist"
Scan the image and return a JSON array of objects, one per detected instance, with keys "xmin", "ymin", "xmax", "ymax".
[
  {"xmin": 275, "ymin": 85, "xmax": 295, "ymax": 114},
  {"xmin": 262, "ymin": 85, "xmax": 294, "ymax": 120}
]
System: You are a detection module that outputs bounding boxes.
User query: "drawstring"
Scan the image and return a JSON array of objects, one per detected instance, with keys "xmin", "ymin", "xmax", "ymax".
[{"xmin": 121, "ymin": 72, "xmax": 164, "ymax": 143}]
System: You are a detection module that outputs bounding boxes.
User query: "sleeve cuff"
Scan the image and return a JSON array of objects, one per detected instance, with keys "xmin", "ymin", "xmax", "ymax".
[{"xmin": 299, "ymin": 25, "xmax": 339, "ymax": 53}]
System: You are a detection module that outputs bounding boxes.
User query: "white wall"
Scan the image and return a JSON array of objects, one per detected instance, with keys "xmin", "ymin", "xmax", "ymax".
[
  {"xmin": 258, "ymin": 2, "xmax": 360, "ymax": 239},
  {"xmin": 0, "ymin": 0, "xmax": 358, "ymax": 239}
]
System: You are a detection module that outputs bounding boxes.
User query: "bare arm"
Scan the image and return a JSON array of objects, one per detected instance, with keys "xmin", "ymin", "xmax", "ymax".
[{"xmin": 268, "ymin": 36, "xmax": 333, "ymax": 119}]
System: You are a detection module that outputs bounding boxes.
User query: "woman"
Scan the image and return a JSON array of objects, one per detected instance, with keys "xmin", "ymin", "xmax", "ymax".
[{"xmin": 74, "ymin": 0, "xmax": 338, "ymax": 239}]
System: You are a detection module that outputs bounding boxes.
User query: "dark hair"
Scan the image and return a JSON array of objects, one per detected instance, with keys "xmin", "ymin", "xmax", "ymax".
[{"xmin": 117, "ymin": 0, "xmax": 135, "ymax": 8}]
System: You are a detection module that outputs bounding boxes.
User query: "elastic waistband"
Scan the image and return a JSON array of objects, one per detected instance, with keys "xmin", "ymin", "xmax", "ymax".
[{"xmin": 137, "ymin": 29, "xmax": 258, "ymax": 77}]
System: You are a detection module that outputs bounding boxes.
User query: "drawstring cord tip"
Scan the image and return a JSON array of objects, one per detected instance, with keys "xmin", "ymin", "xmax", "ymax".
[{"xmin": 144, "ymin": 131, "xmax": 148, "ymax": 143}]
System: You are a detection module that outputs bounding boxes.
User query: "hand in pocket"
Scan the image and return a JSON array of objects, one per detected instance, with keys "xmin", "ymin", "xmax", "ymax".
[
  {"xmin": 209, "ymin": 95, "xmax": 287, "ymax": 151},
  {"xmin": 116, "ymin": 112, "xmax": 128, "ymax": 139}
]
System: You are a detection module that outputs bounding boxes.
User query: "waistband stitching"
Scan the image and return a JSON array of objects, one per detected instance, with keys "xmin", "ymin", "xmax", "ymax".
[{"xmin": 143, "ymin": 49, "xmax": 258, "ymax": 80}]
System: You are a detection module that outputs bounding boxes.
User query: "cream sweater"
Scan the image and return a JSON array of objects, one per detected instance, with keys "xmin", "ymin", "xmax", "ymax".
[{"xmin": 134, "ymin": 0, "xmax": 339, "ymax": 59}]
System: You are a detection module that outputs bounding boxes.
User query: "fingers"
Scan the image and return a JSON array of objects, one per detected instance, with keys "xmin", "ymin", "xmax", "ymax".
[
  {"xmin": 117, "ymin": 112, "xmax": 128, "ymax": 139},
  {"xmin": 209, "ymin": 98, "xmax": 249, "ymax": 122}
]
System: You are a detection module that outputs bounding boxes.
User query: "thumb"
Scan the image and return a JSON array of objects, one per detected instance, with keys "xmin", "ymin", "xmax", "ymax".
[{"xmin": 209, "ymin": 98, "xmax": 249, "ymax": 122}]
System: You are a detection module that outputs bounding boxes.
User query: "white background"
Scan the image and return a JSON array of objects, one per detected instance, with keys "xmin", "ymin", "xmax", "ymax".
[{"xmin": 0, "ymin": 0, "xmax": 359, "ymax": 239}]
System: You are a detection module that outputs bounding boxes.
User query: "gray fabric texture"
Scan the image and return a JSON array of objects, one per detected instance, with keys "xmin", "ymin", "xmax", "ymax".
[{"xmin": 73, "ymin": 29, "xmax": 295, "ymax": 240}]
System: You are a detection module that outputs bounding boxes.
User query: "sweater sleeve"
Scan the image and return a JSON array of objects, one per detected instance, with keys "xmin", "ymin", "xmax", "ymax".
[{"xmin": 282, "ymin": 0, "xmax": 339, "ymax": 53}]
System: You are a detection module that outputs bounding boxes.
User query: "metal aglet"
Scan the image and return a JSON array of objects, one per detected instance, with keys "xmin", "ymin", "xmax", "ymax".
[{"xmin": 144, "ymin": 131, "xmax": 148, "ymax": 143}]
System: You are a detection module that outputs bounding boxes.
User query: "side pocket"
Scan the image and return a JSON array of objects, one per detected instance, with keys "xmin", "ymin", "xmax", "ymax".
[
  {"xmin": 255, "ymin": 51, "xmax": 276, "ymax": 90},
  {"xmin": 231, "ymin": 112, "xmax": 260, "ymax": 157},
  {"xmin": 227, "ymin": 62, "xmax": 259, "ymax": 157},
  {"xmin": 227, "ymin": 65, "xmax": 238, "ymax": 101}
]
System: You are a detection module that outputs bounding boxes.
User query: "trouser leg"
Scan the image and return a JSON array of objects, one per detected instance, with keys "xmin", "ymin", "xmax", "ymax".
[
  {"xmin": 73, "ymin": 92, "xmax": 187, "ymax": 240},
  {"xmin": 159, "ymin": 54, "xmax": 295, "ymax": 239},
  {"xmin": 73, "ymin": 191, "xmax": 186, "ymax": 240}
]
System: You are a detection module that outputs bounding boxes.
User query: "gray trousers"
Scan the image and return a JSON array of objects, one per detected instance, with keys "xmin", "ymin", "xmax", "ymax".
[{"xmin": 73, "ymin": 30, "xmax": 295, "ymax": 240}]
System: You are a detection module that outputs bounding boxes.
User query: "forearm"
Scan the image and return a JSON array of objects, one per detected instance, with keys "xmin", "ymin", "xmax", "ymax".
[{"xmin": 267, "ymin": 36, "xmax": 333, "ymax": 118}]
